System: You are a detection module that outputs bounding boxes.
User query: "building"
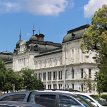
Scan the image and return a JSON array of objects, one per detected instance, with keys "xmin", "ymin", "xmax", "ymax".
[
  {"xmin": 0, "ymin": 51, "xmax": 13, "ymax": 69},
  {"xmin": 6, "ymin": 24, "xmax": 98, "ymax": 93}
]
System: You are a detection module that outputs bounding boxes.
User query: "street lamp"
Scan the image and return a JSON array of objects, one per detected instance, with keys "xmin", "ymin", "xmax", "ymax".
[{"xmin": 63, "ymin": 43, "xmax": 67, "ymax": 89}]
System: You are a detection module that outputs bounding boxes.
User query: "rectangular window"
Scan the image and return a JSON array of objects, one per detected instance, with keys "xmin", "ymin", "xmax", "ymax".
[
  {"xmin": 48, "ymin": 72, "xmax": 51, "ymax": 80},
  {"xmin": 71, "ymin": 68, "xmax": 74, "ymax": 79},
  {"xmin": 81, "ymin": 84, "xmax": 84, "ymax": 92},
  {"xmin": 43, "ymin": 72, "xmax": 46, "ymax": 81},
  {"xmin": 44, "ymin": 85, "xmax": 46, "ymax": 89},
  {"xmin": 53, "ymin": 84, "xmax": 57, "ymax": 89},
  {"xmin": 58, "ymin": 71, "xmax": 62, "ymax": 80},
  {"xmin": 39, "ymin": 73, "xmax": 42, "ymax": 80},
  {"xmin": 58, "ymin": 84, "xmax": 62, "ymax": 89},
  {"xmin": 53, "ymin": 71, "xmax": 57, "ymax": 80},
  {"xmin": 81, "ymin": 68, "xmax": 84, "ymax": 78},
  {"xmin": 89, "ymin": 69, "xmax": 91, "ymax": 78},
  {"xmin": 48, "ymin": 85, "xmax": 51, "ymax": 89},
  {"xmin": 72, "ymin": 84, "xmax": 74, "ymax": 90}
]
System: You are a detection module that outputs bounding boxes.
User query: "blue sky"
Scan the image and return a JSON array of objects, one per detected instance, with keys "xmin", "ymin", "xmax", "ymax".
[{"xmin": 0, "ymin": 0, "xmax": 107, "ymax": 52}]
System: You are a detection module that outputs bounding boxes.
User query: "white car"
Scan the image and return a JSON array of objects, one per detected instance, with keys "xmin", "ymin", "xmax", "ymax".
[
  {"xmin": 70, "ymin": 92, "xmax": 107, "ymax": 107},
  {"xmin": 42, "ymin": 90, "xmax": 107, "ymax": 107}
]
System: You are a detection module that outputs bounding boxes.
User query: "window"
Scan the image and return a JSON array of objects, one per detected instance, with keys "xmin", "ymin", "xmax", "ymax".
[
  {"xmin": 89, "ymin": 69, "xmax": 91, "ymax": 78},
  {"xmin": 0, "ymin": 94, "xmax": 26, "ymax": 101},
  {"xmin": 81, "ymin": 68, "xmax": 84, "ymax": 78},
  {"xmin": 71, "ymin": 68, "xmax": 74, "ymax": 78},
  {"xmin": 58, "ymin": 84, "xmax": 62, "ymax": 89},
  {"xmin": 58, "ymin": 95, "xmax": 81, "ymax": 107},
  {"xmin": 48, "ymin": 85, "xmax": 51, "ymax": 89},
  {"xmin": 43, "ymin": 72, "xmax": 46, "ymax": 81},
  {"xmin": 39, "ymin": 73, "xmax": 42, "ymax": 80},
  {"xmin": 72, "ymin": 84, "xmax": 74, "ymax": 90},
  {"xmin": 81, "ymin": 84, "xmax": 84, "ymax": 92},
  {"xmin": 44, "ymin": 85, "xmax": 46, "ymax": 89},
  {"xmin": 53, "ymin": 71, "xmax": 57, "ymax": 80},
  {"xmin": 35, "ymin": 94, "xmax": 56, "ymax": 107},
  {"xmin": 48, "ymin": 72, "xmax": 51, "ymax": 80},
  {"xmin": 53, "ymin": 84, "xmax": 57, "ymax": 89},
  {"xmin": 58, "ymin": 71, "xmax": 62, "ymax": 80}
]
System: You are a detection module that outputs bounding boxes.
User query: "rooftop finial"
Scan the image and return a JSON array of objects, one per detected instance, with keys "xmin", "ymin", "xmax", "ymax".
[
  {"xmin": 19, "ymin": 29, "xmax": 22, "ymax": 41},
  {"xmin": 32, "ymin": 25, "xmax": 35, "ymax": 35},
  {"xmin": 39, "ymin": 29, "xmax": 40, "ymax": 34}
]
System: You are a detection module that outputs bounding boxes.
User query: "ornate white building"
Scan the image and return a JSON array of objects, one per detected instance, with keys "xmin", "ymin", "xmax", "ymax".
[{"xmin": 11, "ymin": 24, "xmax": 98, "ymax": 93}]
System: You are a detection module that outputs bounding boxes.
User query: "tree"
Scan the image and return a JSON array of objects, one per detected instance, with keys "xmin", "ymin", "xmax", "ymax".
[
  {"xmin": 14, "ymin": 72, "xmax": 23, "ymax": 91},
  {"xmin": 82, "ymin": 5, "xmax": 107, "ymax": 93},
  {"xmin": 0, "ymin": 60, "xmax": 6, "ymax": 91},
  {"xmin": 3, "ymin": 69, "xmax": 23, "ymax": 92},
  {"xmin": 0, "ymin": 59, "xmax": 23, "ymax": 92},
  {"xmin": 21, "ymin": 69, "xmax": 44, "ymax": 90},
  {"xmin": 83, "ymin": 76, "xmax": 92, "ymax": 93}
]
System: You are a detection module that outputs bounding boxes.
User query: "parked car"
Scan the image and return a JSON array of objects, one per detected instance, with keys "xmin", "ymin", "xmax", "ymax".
[
  {"xmin": 0, "ymin": 91, "xmax": 44, "ymax": 107},
  {"xmin": 67, "ymin": 92, "xmax": 107, "ymax": 107},
  {"xmin": 0, "ymin": 101, "xmax": 44, "ymax": 107},
  {"xmin": 44, "ymin": 90, "xmax": 107, "ymax": 107},
  {"xmin": 36, "ymin": 90, "xmax": 95, "ymax": 107},
  {"xmin": 0, "ymin": 90, "xmax": 94, "ymax": 107}
]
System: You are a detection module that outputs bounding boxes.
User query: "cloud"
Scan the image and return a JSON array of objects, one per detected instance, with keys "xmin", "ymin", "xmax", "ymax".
[
  {"xmin": 0, "ymin": 0, "xmax": 71, "ymax": 15},
  {"xmin": 84, "ymin": 0, "xmax": 107, "ymax": 18},
  {"xmin": 0, "ymin": 1, "xmax": 21, "ymax": 13}
]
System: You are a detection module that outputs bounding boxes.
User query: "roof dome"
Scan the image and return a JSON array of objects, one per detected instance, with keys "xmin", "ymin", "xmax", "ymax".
[
  {"xmin": 16, "ymin": 40, "xmax": 26, "ymax": 45},
  {"xmin": 63, "ymin": 33, "xmax": 73, "ymax": 43},
  {"xmin": 63, "ymin": 24, "xmax": 89, "ymax": 43},
  {"xmin": 29, "ymin": 35, "xmax": 38, "ymax": 41}
]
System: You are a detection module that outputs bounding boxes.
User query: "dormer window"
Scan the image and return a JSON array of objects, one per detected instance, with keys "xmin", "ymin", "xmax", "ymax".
[{"xmin": 72, "ymin": 33, "xmax": 75, "ymax": 39}]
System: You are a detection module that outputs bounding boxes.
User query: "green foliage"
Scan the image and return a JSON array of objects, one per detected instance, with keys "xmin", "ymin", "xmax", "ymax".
[
  {"xmin": 14, "ymin": 73, "xmax": 23, "ymax": 91},
  {"xmin": 0, "ymin": 60, "xmax": 6, "ymax": 71},
  {"xmin": 0, "ymin": 58, "xmax": 44, "ymax": 92},
  {"xmin": 21, "ymin": 69, "xmax": 44, "ymax": 90},
  {"xmin": 82, "ymin": 5, "xmax": 107, "ymax": 93},
  {"xmin": 0, "ymin": 59, "xmax": 23, "ymax": 92},
  {"xmin": 0, "ymin": 60, "xmax": 6, "ymax": 91},
  {"xmin": 91, "ymin": 94, "xmax": 107, "ymax": 101},
  {"xmin": 101, "ymin": 94, "xmax": 107, "ymax": 100},
  {"xmin": 82, "ymin": 5, "xmax": 107, "ymax": 54}
]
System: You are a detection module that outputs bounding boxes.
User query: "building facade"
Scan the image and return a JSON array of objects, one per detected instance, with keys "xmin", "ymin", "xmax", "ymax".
[{"xmin": 11, "ymin": 24, "xmax": 98, "ymax": 93}]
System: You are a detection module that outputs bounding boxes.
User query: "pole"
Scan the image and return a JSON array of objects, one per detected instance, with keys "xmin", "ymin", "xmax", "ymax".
[{"xmin": 64, "ymin": 43, "xmax": 67, "ymax": 89}]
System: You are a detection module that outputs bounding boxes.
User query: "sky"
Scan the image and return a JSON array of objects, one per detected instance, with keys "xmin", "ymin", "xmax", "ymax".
[{"xmin": 0, "ymin": 0, "xmax": 107, "ymax": 52}]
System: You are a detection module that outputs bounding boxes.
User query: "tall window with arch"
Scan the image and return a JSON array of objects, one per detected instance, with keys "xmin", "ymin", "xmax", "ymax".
[{"xmin": 71, "ymin": 67, "xmax": 74, "ymax": 79}]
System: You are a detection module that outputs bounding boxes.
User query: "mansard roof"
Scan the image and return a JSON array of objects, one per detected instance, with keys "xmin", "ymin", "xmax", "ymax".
[
  {"xmin": 27, "ymin": 40, "xmax": 61, "ymax": 47},
  {"xmin": 26, "ymin": 40, "xmax": 62, "ymax": 53},
  {"xmin": 34, "ymin": 48, "xmax": 62, "ymax": 58},
  {"xmin": 63, "ymin": 24, "xmax": 89, "ymax": 43},
  {"xmin": 0, "ymin": 51, "xmax": 13, "ymax": 62}
]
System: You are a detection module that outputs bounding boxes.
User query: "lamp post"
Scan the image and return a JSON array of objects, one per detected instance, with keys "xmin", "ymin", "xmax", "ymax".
[
  {"xmin": 12, "ymin": 84, "xmax": 15, "ymax": 92},
  {"xmin": 63, "ymin": 43, "xmax": 67, "ymax": 89}
]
